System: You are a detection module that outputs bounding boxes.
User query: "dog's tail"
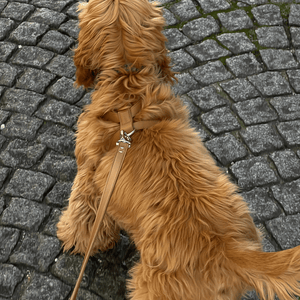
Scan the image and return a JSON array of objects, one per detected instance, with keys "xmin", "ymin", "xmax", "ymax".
[{"xmin": 225, "ymin": 245, "xmax": 300, "ymax": 300}]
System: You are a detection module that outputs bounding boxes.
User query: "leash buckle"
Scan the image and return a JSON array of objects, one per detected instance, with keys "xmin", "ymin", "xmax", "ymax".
[{"xmin": 116, "ymin": 130, "xmax": 135, "ymax": 148}]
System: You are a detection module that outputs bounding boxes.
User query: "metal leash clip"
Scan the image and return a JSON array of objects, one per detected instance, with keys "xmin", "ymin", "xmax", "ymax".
[{"xmin": 116, "ymin": 129, "xmax": 135, "ymax": 148}]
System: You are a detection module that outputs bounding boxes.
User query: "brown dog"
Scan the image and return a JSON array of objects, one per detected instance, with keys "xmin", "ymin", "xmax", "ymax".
[{"xmin": 57, "ymin": 0, "xmax": 300, "ymax": 299}]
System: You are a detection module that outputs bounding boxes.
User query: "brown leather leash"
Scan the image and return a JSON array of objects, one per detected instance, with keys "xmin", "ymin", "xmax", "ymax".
[{"xmin": 70, "ymin": 102, "xmax": 158, "ymax": 300}]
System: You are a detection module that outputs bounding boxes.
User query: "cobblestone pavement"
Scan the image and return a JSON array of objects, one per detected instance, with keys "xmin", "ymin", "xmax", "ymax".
[{"xmin": 0, "ymin": 0, "xmax": 300, "ymax": 299}]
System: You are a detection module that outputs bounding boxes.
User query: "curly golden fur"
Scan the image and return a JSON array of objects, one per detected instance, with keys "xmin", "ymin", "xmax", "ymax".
[{"xmin": 57, "ymin": 0, "xmax": 300, "ymax": 299}]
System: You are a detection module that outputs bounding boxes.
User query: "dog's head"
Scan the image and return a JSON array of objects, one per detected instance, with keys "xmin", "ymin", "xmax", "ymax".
[{"xmin": 74, "ymin": 0, "xmax": 175, "ymax": 89}]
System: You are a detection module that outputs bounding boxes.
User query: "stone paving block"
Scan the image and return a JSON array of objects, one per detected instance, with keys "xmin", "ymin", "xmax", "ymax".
[
  {"xmin": 1, "ymin": 2, "xmax": 34, "ymax": 21},
  {"xmin": 46, "ymin": 55, "xmax": 76, "ymax": 78},
  {"xmin": 1, "ymin": 197, "xmax": 50, "ymax": 231},
  {"xmin": 180, "ymin": 95, "xmax": 201, "ymax": 119},
  {"xmin": 43, "ymin": 208, "xmax": 61, "ymax": 236},
  {"xmin": 0, "ymin": 139, "xmax": 46, "ymax": 168},
  {"xmin": 31, "ymin": 0, "xmax": 73, "ymax": 12},
  {"xmin": 219, "ymin": 78, "xmax": 260, "ymax": 102},
  {"xmin": 0, "ymin": 1, "xmax": 7, "ymax": 11},
  {"xmin": 186, "ymin": 39, "xmax": 231, "ymax": 62},
  {"xmin": 172, "ymin": 72, "xmax": 198, "ymax": 95},
  {"xmin": 277, "ymin": 120, "xmax": 300, "ymax": 147},
  {"xmin": 51, "ymin": 252, "xmax": 96, "ymax": 287},
  {"xmin": 5, "ymin": 169, "xmax": 55, "ymax": 202},
  {"xmin": 0, "ymin": 62, "xmax": 18, "ymax": 87},
  {"xmin": 251, "ymin": 4, "xmax": 282, "ymax": 25},
  {"xmin": 10, "ymin": 232, "xmax": 60, "ymax": 272},
  {"xmin": 37, "ymin": 124, "xmax": 75, "ymax": 155},
  {"xmin": 0, "ymin": 226, "xmax": 20, "ymax": 262},
  {"xmin": 218, "ymin": 10, "xmax": 253, "ymax": 31},
  {"xmin": 230, "ymin": 157, "xmax": 278, "ymax": 189},
  {"xmin": 235, "ymin": 0, "xmax": 267, "ymax": 4},
  {"xmin": 289, "ymin": 4, "xmax": 300, "ymax": 26},
  {"xmin": 0, "ymin": 42, "xmax": 16, "ymax": 62},
  {"xmin": 205, "ymin": 134, "xmax": 247, "ymax": 165},
  {"xmin": 217, "ymin": 32, "xmax": 256, "ymax": 55},
  {"xmin": 168, "ymin": 49, "xmax": 195, "ymax": 72},
  {"xmin": 270, "ymin": 149, "xmax": 300, "ymax": 181},
  {"xmin": 2, "ymin": 113, "xmax": 43, "ymax": 141},
  {"xmin": 0, "ymin": 264, "xmax": 23, "ymax": 297},
  {"xmin": 201, "ymin": 107, "xmax": 240, "ymax": 134},
  {"xmin": 260, "ymin": 49, "xmax": 298, "ymax": 71},
  {"xmin": 271, "ymin": 179, "xmax": 300, "ymax": 214},
  {"xmin": 2, "ymin": 88, "xmax": 45, "ymax": 115},
  {"xmin": 248, "ymin": 72, "xmax": 292, "ymax": 97},
  {"xmin": 16, "ymin": 68, "xmax": 56, "ymax": 94},
  {"xmin": 163, "ymin": 8, "xmax": 178, "ymax": 26},
  {"xmin": 0, "ymin": 110, "xmax": 9, "ymax": 124},
  {"xmin": 188, "ymin": 86, "xmax": 227, "ymax": 112},
  {"xmin": 290, "ymin": 27, "xmax": 300, "ymax": 48},
  {"xmin": 170, "ymin": 0, "xmax": 200, "ymax": 22},
  {"xmin": 28, "ymin": 8, "xmax": 67, "ymax": 27},
  {"xmin": 76, "ymin": 289, "xmax": 103, "ymax": 300},
  {"xmin": 21, "ymin": 273, "xmax": 71, "ymax": 300},
  {"xmin": 38, "ymin": 150, "xmax": 77, "ymax": 181},
  {"xmin": 0, "ymin": 18, "xmax": 14, "ymax": 40},
  {"xmin": 226, "ymin": 53, "xmax": 263, "ymax": 78},
  {"xmin": 38, "ymin": 30, "xmax": 74, "ymax": 54},
  {"xmin": 47, "ymin": 77, "xmax": 84, "ymax": 103},
  {"xmin": 255, "ymin": 26, "xmax": 289, "ymax": 48},
  {"xmin": 182, "ymin": 16, "xmax": 219, "ymax": 41},
  {"xmin": 266, "ymin": 214, "xmax": 300, "ymax": 250},
  {"xmin": 190, "ymin": 61, "xmax": 232, "ymax": 86},
  {"xmin": 9, "ymin": 22, "xmax": 49, "ymax": 46},
  {"xmin": 196, "ymin": 0, "xmax": 230, "ymax": 13},
  {"xmin": 286, "ymin": 69, "xmax": 300, "ymax": 93},
  {"xmin": 35, "ymin": 98, "xmax": 81, "ymax": 127},
  {"xmin": 163, "ymin": 28, "xmax": 191, "ymax": 50},
  {"xmin": 58, "ymin": 19, "xmax": 80, "ymax": 39},
  {"xmin": 12, "ymin": 46, "xmax": 54, "ymax": 68},
  {"xmin": 0, "ymin": 166, "xmax": 9, "ymax": 188},
  {"xmin": 233, "ymin": 98, "xmax": 277, "ymax": 125},
  {"xmin": 241, "ymin": 187, "xmax": 281, "ymax": 222},
  {"xmin": 240, "ymin": 123, "xmax": 283, "ymax": 155},
  {"xmin": 270, "ymin": 95, "xmax": 300, "ymax": 121},
  {"xmin": 0, "ymin": 197, "xmax": 4, "ymax": 215},
  {"xmin": 45, "ymin": 181, "xmax": 72, "ymax": 206},
  {"xmin": 66, "ymin": 2, "xmax": 79, "ymax": 18}
]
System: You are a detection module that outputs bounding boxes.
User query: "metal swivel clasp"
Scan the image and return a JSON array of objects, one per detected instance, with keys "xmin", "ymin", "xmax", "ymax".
[{"xmin": 116, "ymin": 129, "xmax": 135, "ymax": 148}]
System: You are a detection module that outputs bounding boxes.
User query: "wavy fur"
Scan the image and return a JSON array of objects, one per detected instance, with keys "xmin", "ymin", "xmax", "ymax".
[{"xmin": 57, "ymin": 0, "xmax": 300, "ymax": 299}]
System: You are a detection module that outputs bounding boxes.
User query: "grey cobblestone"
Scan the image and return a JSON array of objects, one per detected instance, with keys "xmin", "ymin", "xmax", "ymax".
[
  {"xmin": 0, "ymin": 139, "xmax": 46, "ymax": 169},
  {"xmin": 5, "ymin": 169, "xmax": 54, "ymax": 202},
  {"xmin": 251, "ymin": 4, "xmax": 282, "ymax": 25},
  {"xmin": 205, "ymin": 133, "xmax": 247, "ymax": 165},
  {"xmin": 201, "ymin": 107, "xmax": 240, "ymax": 134},
  {"xmin": 0, "ymin": 197, "xmax": 4, "ymax": 215},
  {"xmin": 186, "ymin": 39, "xmax": 230, "ymax": 62},
  {"xmin": 240, "ymin": 123, "xmax": 283, "ymax": 155},
  {"xmin": 260, "ymin": 49, "xmax": 298, "ymax": 70},
  {"xmin": 31, "ymin": 0, "xmax": 73, "ymax": 12},
  {"xmin": 0, "ymin": 227, "xmax": 20, "ymax": 262},
  {"xmin": 190, "ymin": 60, "xmax": 232, "ymax": 86},
  {"xmin": 1, "ymin": 2, "xmax": 34, "ymax": 21},
  {"xmin": 188, "ymin": 86, "xmax": 227, "ymax": 112},
  {"xmin": 163, "ymin": 8, "xmax": 178, "ymax": 26},
  {"xmin": 0, "ymin": 110, "xmax": 10, "ymax": 124},
  {"xmin": 182, "ymin": 16, "xmax": 219, "ymax": 41},
  {"xmin": 66, "ymin": 2, "xmax": 79, "ymax": 18},
  {"xmin": 0, "ymin": 42, "xmax": 16, "ymax": 62},
  {"xmin": 59, "ymin": 19, "xmax": 80, "ymax": 39},
  {"xmin": 217, "ymin": 33, "xmax": 256, "ymax": 55},
  {"xmin": 0, "ymin": 18, "xmax": 15, "ymax": 42},
  {"xmin": 170, "ymin": 0, "xmax": 200, "ymax": 21},
  {"xmin": 181, "ymin": 95, "xmax": 201, "ymax": 119},
  {"xmin": 21, "ymin": 273, "xmax": 71, "ymax": 300},
  {"xmin": 271, "ymin": 179, "xmax": 300, "ymax": 214},
  {"xmin": 9, "ymin": 22, "xmax": 49, "ymax": 46},
  {"xmin": 0, "ymin": 1, "xmax": 7, "ymax": 12},
  {"xmin": 255, "ymin": 26, "xmax": 289, "ymax": 48},
  {"xmin": 172, "ymin": 72, "xmax": 198, "ymax": 95},
  {"xmin": 47, "ymin": 77, "xmax": 84, "ymax": 103},
  {"xmin": 0, "ymin": 62, "xmax": 18, "ymax": 87},
  {"xmin": 230, "ymin": 157, "xmax": 278, "ymax": 189},
  {"xmin": 277, "ymin": 120, "xmax": 300, "ymax": 146},
  {"xmin": 1, "ymin": 197, "xmax": 50, "ymax": 231},
  {"xmin": 226, "ymin": 53, "xmax": 263, "ymax": 78},
  {"xmin": 45, "ymin": 181, "xmax": 72, "ymax": 207},
  {"xmin": 218, "ymin": 10, "xmax": 253, "ymax": 31},
  {"xmin": 0, "ymin": 264, "xmax": 23, "ymax": 297},
  {"xmin": 169, "ymin": 49, "xmax": 195, "ymax": 72},
  {"xmin": 286, "ymin": 69, "xmax": 300, "ymax": 93},
  {"xmin": 266, "ymin": 214, "xmax": 300, "ymax": 249},
  {"xmin": 289, "ymin": 4, "xmax": 300, "ymax": 26},
  {"xmin": 12, "ymin": 46, "xmax": 54, "ymax": 68},
  {"xmin": 248, "ymin": 71, "xmax": 292, "ymax": 97},
  {"xmin": 241, "ymin": 187, "xmax": 281, "ymax": 222},
  {"xmin": 35, "ymin": 98, "xmax": 81, "ymax": 127},
  {"xmin": 28, "ymin": 8, "xmax": 67, "ymax": 27},
  {"xmin": 219, "ymin": 78, "xmax": 260, "ymax": 102},
  {"xmin": 290, "ymin": 27, "xmax": 300, "ymax": 48},
  {"xmin": 163, "ymin": 28, "xmax": 191, "ymax": 50},
  {"xmin": 270, "ymin": 149, "xmax": 300, "ymax": 181},
  {"xmin": 233, "ymin": 97, "xmax": 277, "ymax": 125},
  {"xmin": 76, "ymin": 289, "xmax": 103, "ymax": 300},
  {"xmin": 196, "ymin": 0, "xmax": 230, "ymax": 13},
  {"xmin": 0, "ymin": 166, "xmax": 9, "ymax": 188},
  {"xmin": 270, "ymin": 95, "xmax": 300, "ymax": 121},
  {"xmin": 43, "ymin": 208, "xmax": 61, "ymax": 236}
]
